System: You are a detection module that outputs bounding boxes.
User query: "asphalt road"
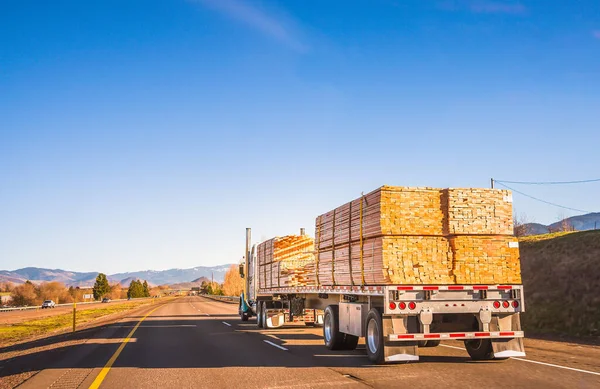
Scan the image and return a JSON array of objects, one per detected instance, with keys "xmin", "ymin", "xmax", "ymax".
[{"xmin": 3, "ymin": 296, "xmax": 599, "ymax": 388}]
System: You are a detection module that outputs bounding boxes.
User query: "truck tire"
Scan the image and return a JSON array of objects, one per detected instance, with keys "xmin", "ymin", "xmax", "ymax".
[
  {"xmin": 342, "ymin": 334, "xmax": 359, "ymax": 350},
  {"xmin": 365, "ymin": 308, "xmax": 385, "ymax": 364},
  {"xmin": 464, "ymin": 339, "xmax": 494, "ymax": 360},
  {"xmin": 261, "ymin": 302, "xmax": 268, "ymax": 329},
  {"xmin": 256, "ymin": 302, "xmax": 263, "ymax": 328},
  {"xmin": 323, "ymin": 305, "xmax": 345, "ymax": 350},
  {"xmin": 418, "ymin": 340, "xmax": 441, "ymax": 348}
]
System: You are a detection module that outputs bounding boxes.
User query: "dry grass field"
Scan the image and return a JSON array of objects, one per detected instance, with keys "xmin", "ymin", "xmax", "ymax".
[{"xmin": 519, "ymin": 230, "xmax": 600, "ymax": 339}]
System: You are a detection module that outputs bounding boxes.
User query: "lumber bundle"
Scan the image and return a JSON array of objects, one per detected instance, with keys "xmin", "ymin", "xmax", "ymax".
[
  {"xmin": 450, "ymin": 236, "xmax": 521, "ymax": 284},
  {"xmin": 446, "ymin": 188, "xmax": 514, "ymax": 235},
  {"xmin": 257, "ymin": 234, "xmax": 316, "ymax": 289},
  {"xmin": 314, "ymin": 186, "xmax": 521, "ymax": 286},
  {"xmin": 316, "ymin": 187, "xmax": 445, "ymax": 250}
]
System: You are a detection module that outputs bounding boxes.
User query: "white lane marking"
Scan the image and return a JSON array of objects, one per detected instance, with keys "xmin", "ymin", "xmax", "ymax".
[
  {"xmin": 222, "ymin": 321, "xmax": 232, "ymax": 327},
  {"xmin": 440, "ymin": 344, "xmax": 600, "ymax": 376},
  {"xmin": 264, "ymin": 340, "xmax": 288, "ymax": 351},
  {"xmin": 511, "ymin": 357, "xmax": 600, "ymax": 376}
]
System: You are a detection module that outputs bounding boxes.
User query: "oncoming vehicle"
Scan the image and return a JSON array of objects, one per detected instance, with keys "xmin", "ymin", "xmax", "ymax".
[
  {"xmin": 102, "ymin": 297, "xmax": 111, "ymax": 303},
  {"xmin": 41, "ymin": 300, "xmax": 56, "ymax": 309}
]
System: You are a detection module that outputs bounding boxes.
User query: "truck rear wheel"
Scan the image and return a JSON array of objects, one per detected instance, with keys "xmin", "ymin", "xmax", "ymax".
[
  {"xmin": 365, "ymin": 308, "xmax": 384, "ymax": 364},
  {"xmin": 323, "ymin": 305, "xmax": 345, "ymax": 350},
  {"xmin": 464, "ymin": 339, "xmax": 494, "ymax": 360},
  {"xmin": 256, "ymin": 302, "xmax": 263, "ymax": 328},
  {"xmin": 261, "ymin": 302, "xmax": 268, "ymax": 329},
  {"xmin": 342, "ymin": 334, "xmax": 359, "ymax": 350}
]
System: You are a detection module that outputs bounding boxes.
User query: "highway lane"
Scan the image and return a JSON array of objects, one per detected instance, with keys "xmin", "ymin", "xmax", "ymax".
[{"xmin": 9, "ymin": 296, "xmax": 600, "ymax": 388}]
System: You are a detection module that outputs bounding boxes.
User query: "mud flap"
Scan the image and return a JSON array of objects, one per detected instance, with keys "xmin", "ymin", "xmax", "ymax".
[
  {"xmin": 492, "ymin": 337, "xmax": 526, "ymax": 358},
  {"xmin": 383, "ymin": 315, "xmax": 419, "ymax": 362},
  {"xmin": 265, "ymin": 311, "xmax": 285, "ymax": 328}
]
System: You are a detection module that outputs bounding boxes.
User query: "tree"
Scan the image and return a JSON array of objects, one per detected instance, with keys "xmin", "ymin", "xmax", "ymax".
[
  {"xmin": 514, "ymin": 212, "xmax": 532, "ymax": 237},
  {"xmin": 127, "ymin": 280, "xmax": 145, "ymax": 298},
  {"xmin": 206, "ymin": 281, "xmax": 224, "ymax": 296},
  {"xmin": 38, "ymin": 281, "xmax": 72, "ymax": 304},
  {"xmin": 93, "ymin": 273, "xmax": 111, "ymax": 300},
  {"xmin": 142, "ymin": 280, "xmax": 150, "ymax": 297},
  {"xmin": 222, "ymin": 265, "xmax": 244, "ymax": 296},
  {"xmin": 11, "ymin": 280, "xmax": 38, "ymax": 306},
  {"xmin": 109, "ymin": 284, "xmax": 123, "ymax": 300}
]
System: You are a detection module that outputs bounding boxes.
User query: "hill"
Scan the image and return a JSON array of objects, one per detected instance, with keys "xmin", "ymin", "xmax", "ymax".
[
  {"xmin": 522, "ymin": 212, "xmax": 600, "ymax": 236},
  {"xmin": 0, "ymin": 265, "xmax": 233, "ymax": 287},
  {"xmin": 519, "ymin": 230, "xmax": 600, "ymax": 338},
  {"xmin": 170, "ymin": 277, "xmax": 211, "ymax": 290}
]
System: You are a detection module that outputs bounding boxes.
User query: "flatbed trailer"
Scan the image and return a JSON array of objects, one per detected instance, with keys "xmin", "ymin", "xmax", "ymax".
[{"xmin": 239, "ymin": 228, "xmax": 526, "ymax": 363}]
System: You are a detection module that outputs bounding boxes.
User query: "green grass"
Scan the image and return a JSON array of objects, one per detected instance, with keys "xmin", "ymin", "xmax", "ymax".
[{"xmin": 0, "ymin": 299, "xmax": 155, "ymax": 345}]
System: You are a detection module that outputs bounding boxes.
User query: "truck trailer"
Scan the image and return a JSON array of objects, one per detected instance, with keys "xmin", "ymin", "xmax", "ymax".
[{"xmin": 238, "ymin": 188, "xmax": 526, "ymax": 364}]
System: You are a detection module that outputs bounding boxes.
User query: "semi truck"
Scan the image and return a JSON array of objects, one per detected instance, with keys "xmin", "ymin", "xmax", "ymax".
[{"xmin": 239, "ymin": 225, "xmax": 526, "ymax": 364}]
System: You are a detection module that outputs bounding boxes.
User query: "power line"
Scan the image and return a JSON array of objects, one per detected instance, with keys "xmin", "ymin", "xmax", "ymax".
[
  {"xmin": 494, "ymin": 178, "xmax": 600, "ymax": 185},
  {"xmin": 495, "ymin": 182, "xmax": 593, "ymax": 214}
]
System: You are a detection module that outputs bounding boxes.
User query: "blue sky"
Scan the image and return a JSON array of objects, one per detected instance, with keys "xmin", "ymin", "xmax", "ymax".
[{"xmin": 1, "ymin": 0, "xmax": 599, "ymax": 273}]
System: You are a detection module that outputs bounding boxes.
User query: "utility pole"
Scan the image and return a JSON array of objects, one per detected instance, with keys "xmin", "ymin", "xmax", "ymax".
[{"xmin": 491, "ymin": 178, "xmax": 495, "ymax": 189}]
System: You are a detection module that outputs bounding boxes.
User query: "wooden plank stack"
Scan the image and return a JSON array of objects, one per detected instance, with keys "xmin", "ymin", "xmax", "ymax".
[
  {"xmin": 314, "ymin": 186, "xmax": 521, "ymax": 286},
  {"xmin": 257, "ymin": 234, "xmax": 316, "ymax": 289}
]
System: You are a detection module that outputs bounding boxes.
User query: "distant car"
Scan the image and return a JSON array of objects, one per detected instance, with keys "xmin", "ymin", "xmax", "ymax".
[
  {"xmin": 102, "ymin": 298, "xmax": 111, "ymax": 303},
  {"xmin": 41, "ymin": 300, "xmax": 56, "ymax": 309}
]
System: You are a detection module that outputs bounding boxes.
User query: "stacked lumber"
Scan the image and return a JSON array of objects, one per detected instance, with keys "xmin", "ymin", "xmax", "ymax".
[
  {"xmin": 257, "ymin": 234, "xmax": 316, "ymax": 289},
  {"xmin": 314, "ymin": 185, "xmax": 520, "ymax": 286},
  {"xmin": 450, "ymin": 236, "xmax": 521, "ymax": 284},
  {"xmin": 446, "ymin": 188, "xmax": 514, "ymax": 235},
  {"xmin": 316, "ymin": 236, "xmax": 454, "ymax": 285},
  {"xmin": 316, "ymin": 187, "xmax": 445, "ymax": 250}
]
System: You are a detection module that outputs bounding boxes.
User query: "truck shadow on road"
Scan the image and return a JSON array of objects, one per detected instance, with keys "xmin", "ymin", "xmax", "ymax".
[{"xmin": 0, "ymin": 315, "xmax": 478, "ymax": 383}]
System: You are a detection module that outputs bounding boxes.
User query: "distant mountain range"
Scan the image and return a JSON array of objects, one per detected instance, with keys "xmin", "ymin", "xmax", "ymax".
[
  {"xmin": 522, "ymin": 212, "xmax": 600, "ymax": 236},
  {"xmin": 169, "ymin": 277, "xmax": 211, "ymax": 290},
  {"xmin": 0, "ymin": 265, "xmax": 234, "ymax": 287}
]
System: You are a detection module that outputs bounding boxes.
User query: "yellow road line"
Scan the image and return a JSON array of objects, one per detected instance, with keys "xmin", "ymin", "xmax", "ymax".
[{"xmin": 88, "ymin": 304, "xmax": 163, "ymax": 389}]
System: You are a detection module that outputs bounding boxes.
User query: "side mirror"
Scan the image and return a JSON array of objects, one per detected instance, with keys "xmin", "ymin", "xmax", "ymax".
[{"xmin": 239, "ymin": 263, "xmax": 245, "ymax": 279}]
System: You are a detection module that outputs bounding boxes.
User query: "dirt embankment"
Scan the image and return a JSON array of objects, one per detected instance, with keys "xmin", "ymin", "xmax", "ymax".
[{"xmin": 519, "ymin": 230, "xmax": 600, "ymax": 340}]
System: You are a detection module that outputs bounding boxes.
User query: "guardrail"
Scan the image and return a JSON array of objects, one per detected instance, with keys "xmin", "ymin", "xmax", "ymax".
[
  {"xmin": 0, "ymin": 297, "xmax": 154, "ymax": 313},
  {"xmin": 201, "ymin": 295, "xmax": 238, "ymax": 303}
]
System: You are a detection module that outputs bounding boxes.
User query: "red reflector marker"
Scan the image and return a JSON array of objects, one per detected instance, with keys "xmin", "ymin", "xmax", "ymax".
[
  {"xmin": 448, "ymin": 286, "xmax": 464, "ymax": 290},
  {"xmin": 423, "ymin": 286, "xmax": 439, "ymax": 290},
  {"xmin": 389, "ymin": 302, "xmax": 397, "ymax": 310},
  {"xmin": 450, "ymin": 333, "xmax": 466, "ymax": 338},
  {"xmin": 424, "ymin": 334, "xmax": 440, "ymax": 339},
  {"xmin": 399, "ymin": 302, "xmax": 406, "ymax": 310},
  {"xmin": 475, "ymin": 332, "xmax": 490, "ymax": 337},
  {"xmin": 498, "ymin": 285, "xmax": 513, "ymax": 290},
  {"xmin": 512, "ymin": 300, "xmax": 519, "ymax": 308},
  {"xmin": 502, "ymin": 301, "xmax": 510, "ymax": 308},
  {"xmin": 499, "ymin": 332, "xmax": 515, "ymax": 336},
  {"xmin": 473, "ymin": 286, "xmax": 489, "ymax": 290},
  {"xmin": 397, "ymin": 286, "xmax": 414, "ymax": 291},
  {"xmin": 398, "ymin": 334, "xmax": 415, "ymax": 339},
  {"xmin": 493, "ymin": 301, "xmax": 501, "ymax": 309},
  {"xmin": 408, "ymin": 302, "xmax": 416, "ymax": 310}
]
